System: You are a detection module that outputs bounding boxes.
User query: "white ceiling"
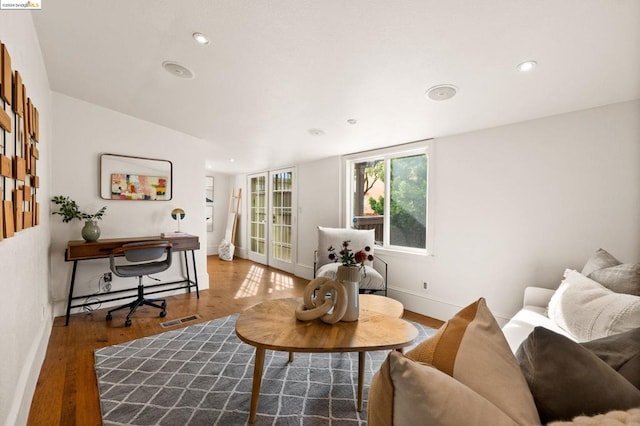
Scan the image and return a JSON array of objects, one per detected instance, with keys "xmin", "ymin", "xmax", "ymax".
[{"xmin": 32, "ymin": 0, "xmax": 640, "ymax": 174}]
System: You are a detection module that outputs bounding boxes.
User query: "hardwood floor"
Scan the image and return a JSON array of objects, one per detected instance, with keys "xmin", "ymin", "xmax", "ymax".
[{"xmin": 27, "ymin": 256, "xmax": 442, "ymax": 425}]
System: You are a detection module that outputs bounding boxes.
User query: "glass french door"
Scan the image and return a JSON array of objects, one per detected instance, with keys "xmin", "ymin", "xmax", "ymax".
[
  {"xmin": 247, "ymin": 168, "xmax": 296, "ymax": 273},
  {"xmin": 269, "ymin": 169, "xmax": 295, "ymax": 272},
  {"xmin": 248, "ymin": 173, "xmax": 267, "ymax": 265}
]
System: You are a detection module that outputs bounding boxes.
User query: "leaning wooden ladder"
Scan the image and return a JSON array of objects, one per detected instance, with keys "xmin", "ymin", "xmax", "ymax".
[{"xmin": 220, "ymin": 188, "xmax": 241, "ymax": 260}]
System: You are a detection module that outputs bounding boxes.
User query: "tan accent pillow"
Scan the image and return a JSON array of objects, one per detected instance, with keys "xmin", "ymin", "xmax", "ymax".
[
  {"xmin": 547, "ymin": 269, "xmax": 640, "ymax": 341},
  {"xmin": 404, "ymin": 298, "xmax": 540, "ymax": 425},
  {"xmin": 582, "ymin": 248, "xmax": 640, "ymax": 296},
  {"xmin": 368, "ymin": 351, "xmax": 520, "ymax": 426}
]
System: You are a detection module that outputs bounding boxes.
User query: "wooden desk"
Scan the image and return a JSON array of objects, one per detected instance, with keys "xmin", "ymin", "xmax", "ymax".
[{"xmin": 64, "ymin": 234, "xmax": 200, "ymax": 326}]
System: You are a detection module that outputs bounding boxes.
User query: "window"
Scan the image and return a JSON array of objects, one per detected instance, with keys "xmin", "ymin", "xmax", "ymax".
[{"xmin": 345, "ymin": 141, "xmax": 430, "ymax": 253}]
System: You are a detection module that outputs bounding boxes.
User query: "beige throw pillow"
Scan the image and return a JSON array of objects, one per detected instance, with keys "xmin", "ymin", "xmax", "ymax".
[
  {"xmin": 548, "ymin": 269, "xmax": 640, "ymax": 341},
  {"xmin": 404, "ymin": 298, "xmax": 540, "ymax": 425},
  {"xmin": 368, "ymin": 351, "xmax": 520, "ymax": 426}
]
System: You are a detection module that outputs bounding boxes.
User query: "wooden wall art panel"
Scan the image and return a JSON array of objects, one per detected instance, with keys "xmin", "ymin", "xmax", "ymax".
[
  {"xmin": 0, "ymin": 154, "xmax": 11, "ymax": 177},
  {"xmin": 0, "ymin": 107, "xmax": 10, "ymax": 132},
  {"xmin": 1, "ymin": 43, "xmax": 12, "ymax": 105},
  {"xmin": 0, "ymin": 39, "xmax": 41, "ymax": 243},
  {"xmin": 3, "ymin": 201, "xmax": 15, "ymax": 238},
  {"xmin": 13, "ymin": 71, "xmax": 23, "ymax": 116}
]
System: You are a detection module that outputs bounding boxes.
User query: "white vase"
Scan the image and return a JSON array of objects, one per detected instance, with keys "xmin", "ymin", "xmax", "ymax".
[{"xmin": 337, "ymin": 265, "xmax": 360, "ymax": 321}]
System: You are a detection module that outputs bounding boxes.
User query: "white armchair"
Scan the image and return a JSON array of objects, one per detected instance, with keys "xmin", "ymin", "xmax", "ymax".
[{"xmin": 313, "ymin": 226, "xmax": 387, "ymax": 295}]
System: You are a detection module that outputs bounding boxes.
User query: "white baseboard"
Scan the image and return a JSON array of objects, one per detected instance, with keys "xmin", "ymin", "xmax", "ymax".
[
  {"xmin": 8, "ymin": 314, "xmax": 52, "ymax": 426},
  {"xmin": 388, "ymin": 286, "xmax": 510, "ymax": 325},
  {"xmin": 234, "ymin": 247, "xmax": 248, "ymax": 259},
  {"xmin": 295, "ymin": 264, "xmax": 314, "ymax": 281}
]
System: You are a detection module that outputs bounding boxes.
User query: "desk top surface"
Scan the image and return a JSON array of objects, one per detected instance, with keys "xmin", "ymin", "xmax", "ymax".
[{"xmin": 66, "ymin": 234, "xmax": 199, "ymax": 261}]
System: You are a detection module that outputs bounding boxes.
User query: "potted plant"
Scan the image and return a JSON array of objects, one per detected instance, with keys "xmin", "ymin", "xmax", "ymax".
[{"xmin": 51, "ymin": 195, "xmax": 107, "ymax": 242}]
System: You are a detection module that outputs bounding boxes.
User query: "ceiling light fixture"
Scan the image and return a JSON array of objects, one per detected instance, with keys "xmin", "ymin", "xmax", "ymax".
[
  {"xmin": 229, "ymin": 158, "xmax": 235, "ymax": 163},
  {"xmin": 425, "ymin": 84, "xmax": 457, "ymax": 101},
  {"xmin": 308, "ymin": 129, "xmax": 325, "ymax": 136},
  {"xmin": 347, "ymin": 119, "xmax": 357, "ymax": 125},
  {"xmin": 192, "ymin": 32, "xmax": 210, "ymax": 45},
  {"xmin": 162, "ymin": 61, "xmax": 195, "ymax": 79},
  {"xmin": 517, "ymin": 60, "xmax": 537, "ymax": 72}
]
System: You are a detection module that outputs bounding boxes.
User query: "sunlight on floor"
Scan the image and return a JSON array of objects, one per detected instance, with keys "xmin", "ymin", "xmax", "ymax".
[
  {"xmin": 270, "ymin": 271, "xmax": 294, "ymax": 292},
  {"xmin": 234, "ymin": 265, "xmax": 295, "ymax": 298}
]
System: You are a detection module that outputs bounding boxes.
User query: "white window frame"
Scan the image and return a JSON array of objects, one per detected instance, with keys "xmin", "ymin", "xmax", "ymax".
[{"xmin": 342, "ymin": 139, "xmax": 434, "ymax": 256}]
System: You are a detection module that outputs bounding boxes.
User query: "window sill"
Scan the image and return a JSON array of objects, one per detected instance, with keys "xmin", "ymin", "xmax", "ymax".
[{"xmin": 374, "ymin": 245, "xmax": 433, "ymax": 260}]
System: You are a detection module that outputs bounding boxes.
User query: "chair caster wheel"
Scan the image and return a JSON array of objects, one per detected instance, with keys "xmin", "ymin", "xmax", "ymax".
[
  {"xmin": 125, "ymin": 319, "xmax": 132, "ymax": 327},
  {"xmin": 160, "ymin": 311, "xmax": 167, "ymax": 318},
  {"xmin": 106, "ymin": 313, "xmax": 112, "ymax": 320}
]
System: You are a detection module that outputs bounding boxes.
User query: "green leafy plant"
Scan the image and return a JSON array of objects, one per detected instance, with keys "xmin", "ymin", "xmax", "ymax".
[{"xmin": 51, "ymin": 195, "xmax": 107, "ymax": 223}]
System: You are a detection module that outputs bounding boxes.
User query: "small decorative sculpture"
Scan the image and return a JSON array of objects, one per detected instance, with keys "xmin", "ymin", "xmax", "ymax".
[
  {"xmin": 295, "ymin": 277, "xmax": 348, "ymax": 324},
  {"xmin": 171, "ymin": 208, "xmax": 185, "ymax": 232}
]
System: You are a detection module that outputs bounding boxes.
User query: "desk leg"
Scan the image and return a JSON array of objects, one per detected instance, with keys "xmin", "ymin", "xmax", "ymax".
[
  {"xmin": 183, "ymin": 251, "xmax": 191, "ymax": 293},
  {"xmin": 249, "ymin": 347, "xmax": 266, "ymax": 424},
  {"xmin": 191, "ymin": 249, "xmax": 199, "ymax": 298},
  {"xmin": 65, "ymin": 260, "xmax": 79, "ymax": 326},
  {"xmin": 357, "ymin": 352, "xmax": 365, "ymax": 412}
]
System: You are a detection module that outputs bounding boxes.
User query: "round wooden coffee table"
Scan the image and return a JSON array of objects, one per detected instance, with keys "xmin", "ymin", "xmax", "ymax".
[{"xmin": 235, "ymin": 295, "xmax": 417, "ymax": 423}]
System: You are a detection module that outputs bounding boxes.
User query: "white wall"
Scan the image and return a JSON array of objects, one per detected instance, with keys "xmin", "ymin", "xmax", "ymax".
[
  {"xmin": 282, "ymin": 100, "xmax": 640, "ymax": 323},
  {"xmin": 50, "ymin": 93, "xmax": 210, "ymax": 317},
  {"xmin": 0, "ymin": 12, "xmax": 52, "ymax": 426},
  {"xmin": 295, "ymin": 156, "xmax": 342, "ymax": 276},
  {"xmin": 398, "ymin": 99, "xmax": 640, "ymax": 322}
]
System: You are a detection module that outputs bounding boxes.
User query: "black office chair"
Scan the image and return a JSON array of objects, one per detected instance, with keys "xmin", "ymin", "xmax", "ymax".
[{"xmin": 106, "ymin": 241, "xmax": 173, "ymax": 327}]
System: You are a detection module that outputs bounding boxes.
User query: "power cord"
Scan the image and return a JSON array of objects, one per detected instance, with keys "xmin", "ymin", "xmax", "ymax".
[{"xmin": 83, "ymin": 275, "xmax": 112, "ymax": 313}]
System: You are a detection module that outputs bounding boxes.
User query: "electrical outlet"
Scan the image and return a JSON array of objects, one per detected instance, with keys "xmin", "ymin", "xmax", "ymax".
[
  {"xmin": 103, "ymin": 272, "xmax": 112, "ymax": 282},
  {"xmin": 422, "ymin": 281, "xmax": 428, "ymax": 291}
]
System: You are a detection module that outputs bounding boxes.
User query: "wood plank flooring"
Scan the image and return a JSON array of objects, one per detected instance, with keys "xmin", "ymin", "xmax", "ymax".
[{"xmin": 27, "ymin": 256, "xmax": 442, "ymax": 425}]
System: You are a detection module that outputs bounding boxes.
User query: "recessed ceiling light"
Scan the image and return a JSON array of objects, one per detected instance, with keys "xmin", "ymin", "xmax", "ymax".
[
  {"xmin": 347, "ymin": 119, "xmax": 357, "ymax": 125},
  {"xmin": 308, "ymin": 129, "xmax": 325, "ymax": 136},
  {"xmin": 162, "ymin": 61, "xmax": 195, "ymax": 79},
  {"xmin": 517, "ymin": 60, "xmax": 537, "ymax": 72},
  {"xmin": 229, "ymin": 158, "xmax": 235, "ymax": 163},
  {"xmin": 193, "ymin": 32, "xmax": 210, "ymax": 45},
  {"xmin": 425, "ymin": 84, "xmax": 457, "ymax": 101}
]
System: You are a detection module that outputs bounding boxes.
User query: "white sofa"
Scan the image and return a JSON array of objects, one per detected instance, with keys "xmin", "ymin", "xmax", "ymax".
[{"xmin": 502, "ymin": 286, "xmax": 576, "ymax": 353}]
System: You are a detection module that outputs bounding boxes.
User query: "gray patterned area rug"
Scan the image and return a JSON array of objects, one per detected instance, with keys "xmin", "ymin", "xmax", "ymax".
[{"xmin": 95, "ymin": 314, "xmax": 435, "ymax": 425}]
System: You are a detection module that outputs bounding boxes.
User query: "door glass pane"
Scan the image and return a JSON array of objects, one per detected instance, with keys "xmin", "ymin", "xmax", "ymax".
[
  {"xmin": 250, "ymin": 175, "xmax": 266, "ymax": 255},
  {"xmin": 271, "ymin": 171, "xmax": 292, "ymax": 262},
  {"xmin": 351, "ymin": 160, "xmax": 385, "ymax": 244},
  {"xmin": 389, "ymin": 154, "xmax": 427, "ymax": 249}
]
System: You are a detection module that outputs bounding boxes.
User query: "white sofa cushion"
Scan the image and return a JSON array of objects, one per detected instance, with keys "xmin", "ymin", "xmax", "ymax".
[
  {"xmin": 502, "ymin": 305, "xmax": 574, "ymax": 353},
  {"xmin": 547, "ymin": 269, "xmax": 640, "ymax": 342}
]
